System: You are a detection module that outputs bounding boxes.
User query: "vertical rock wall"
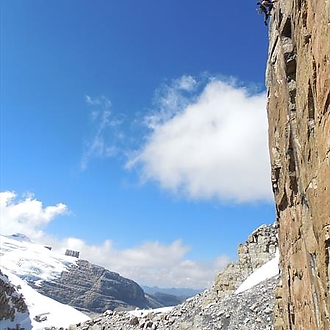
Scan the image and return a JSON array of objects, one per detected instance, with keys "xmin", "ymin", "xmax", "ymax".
[{"xmin": 266, "ymin": 0, "xmax": 330, "ymax": 329}]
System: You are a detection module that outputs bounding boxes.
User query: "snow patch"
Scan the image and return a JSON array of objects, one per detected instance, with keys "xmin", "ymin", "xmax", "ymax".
[
  {"xmin": 0, "ymin": 270, "xmax": 90, "ymax": 330},
  {"xmin": 128, "ymin": 306, "xmax": 174, "ymax": 318},
  {"xmin": 235, "ymin": 251, "xmax": 280, "ymax": 294},
  {"xmin": 0, "ymin": 234, "xmax": 77, "ymax": 284}
]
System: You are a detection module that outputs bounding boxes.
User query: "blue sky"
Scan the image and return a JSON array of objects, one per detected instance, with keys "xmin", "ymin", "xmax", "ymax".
[{"xmin": 1, "ymin": 1, "xmax": 275, "ymax": 288}]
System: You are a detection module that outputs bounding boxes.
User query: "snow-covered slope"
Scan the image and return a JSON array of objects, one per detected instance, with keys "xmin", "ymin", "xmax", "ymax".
[
  {"xmin": 0, "ymin": 271, "xmax": 90, "ymax": 330},
  {"xmin": 0, "ymin": 234, "xmax": 76, "ymax": 285},
  {"xmin": 0, "ymin": 234, "xmax": 90, "ymax": 330},
  {"xmin": 1, "ymin": 234, "xmax": 162, "ymax": 315}
]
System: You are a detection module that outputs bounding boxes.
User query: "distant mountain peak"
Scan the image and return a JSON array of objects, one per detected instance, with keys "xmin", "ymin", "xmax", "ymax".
[{"xmin": 0, "ymin": 235, "xmax": 163, "ymax": 316}]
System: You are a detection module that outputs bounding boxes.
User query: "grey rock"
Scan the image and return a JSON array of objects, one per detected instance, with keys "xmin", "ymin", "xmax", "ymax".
[
  {"xmin": 74, "ymin": 275, "xmax": 278, "ymax": 330},
  {"xmin": 31, "ymin": 259, "xmax": 158, "ymax": 315},
  {"xmin": 0, "ymin": 269, "xmax": 28, "ymax": 322},
  {"xmin": 72, "ymin": 225, "xmax": 279, "ymax": 330},
  {"xmin": 213, "ymin": 224, "xmax": 278, "ymax": 301}
]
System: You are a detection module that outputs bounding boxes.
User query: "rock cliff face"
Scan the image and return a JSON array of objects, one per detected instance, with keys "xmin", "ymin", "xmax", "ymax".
[
  {"xmin": 214, "ymin": 224, "xmax": 278, "ymax": 300},
  {"xmin": 266, "ymin": 0, "xmax": 330, "ymax": 329},
  {"xmin": 0, "ymin": 269, "xmax": 28, "ymax": 322},
  {"xmin": 32, "ymin": 260, "xmax": 157, "ymax": 315}
]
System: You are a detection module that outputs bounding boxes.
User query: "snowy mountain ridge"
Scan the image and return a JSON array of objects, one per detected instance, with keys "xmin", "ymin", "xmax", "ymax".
[
  {"xmin": 0, "ymin": 234, "xmax": 172, "ymax": 322},
  {"xmin": 0, "ymin": 234, "xmax": 90, "ymax": 329},
  {"xmin": 0, "ymin": 234, "xmax": 77, "ymax": 286}
]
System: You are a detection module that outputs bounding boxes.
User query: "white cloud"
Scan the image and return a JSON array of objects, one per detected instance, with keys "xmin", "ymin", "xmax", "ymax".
[
  {"xmin": 48, "ymin": 237, "xmax": 230, "ymax": 289},
  {"xmin": 0, "ymin": 191, "xmax": 229, "ymax": 289},
  {"xmin": 0, "ymin": 191, "xmax": 68, "ymax": 239},
  {"xmin": 127, "ymin": 76, "xmax": 272, "ymax": 203}
]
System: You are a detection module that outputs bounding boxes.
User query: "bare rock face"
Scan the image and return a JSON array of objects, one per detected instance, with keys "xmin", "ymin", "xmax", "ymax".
[
  {"xmin": 0, "ymin": 269, "xmax": 28, "ymax": 322},
  {"xmin": 213, "ymin": 224, "xmax": 278, "ymax": 300},
  {"xmin": 72, "ymin": 224, "xmax": 281, "ymax": 330},
  {"xmin": 73, "ymin": 276, "xmax": 279, "ymax": 330},
  {"xmin": 266, "ymin": 0, "xmax": 330, "ymax": 329},
  {"xmin": 32, "ymin": 260, "xmax": 154, "ymax": 315}
]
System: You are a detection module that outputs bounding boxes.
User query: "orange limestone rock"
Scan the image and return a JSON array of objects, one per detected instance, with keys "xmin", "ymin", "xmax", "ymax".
[{"xmin": 266, "ymin": 0, "xmax": 330, "ymax": 329}]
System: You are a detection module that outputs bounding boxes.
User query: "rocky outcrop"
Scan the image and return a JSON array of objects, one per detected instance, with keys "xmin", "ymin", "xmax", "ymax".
[
  {"xmin": 73, "ymin": 276, "xmax": 279, "ymax": 330},
  {"xmin": 72, "ymin": 224, "xmax": 279, "ymax": 330},
  {"xmin": 32, "ymin": 260, "xmax": 158, "ymax": 316},
  {"xmin": 213, "ymin": 224, "xmax": 278, "ymax": 300},
  {"xmin": 0, "ymin": 269, "xmax": 28, "ymax": 322},
  {"xmin": 266, "ymin": 0, "xmax": 330, "ymax": 329}
]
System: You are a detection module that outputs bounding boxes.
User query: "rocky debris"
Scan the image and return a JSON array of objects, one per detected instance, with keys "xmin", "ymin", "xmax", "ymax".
[
  {"xmin": 213, "ymin": 224, "xmax": 278, "ymax": 301},
  {"xmin": 73, "ymin": 276, "xmax": 279, "ymax": 330},
  {"xmin": 32, "ymin": 260, "xmax": 159, "ymax": 316},
  {"xmin": 71, "ymin": 224, "xmax": 279, "ymax": 330},
  {"xmin": 33, "ymin": 312, "xmax": 50, "ymax": 322},
  {"xmin": 0, "ymin": 269, "xmax": 28, "ymax": 322},
  {"xmin": 266, "ymin": 0, "xmax": 330, "ymax": 328}
]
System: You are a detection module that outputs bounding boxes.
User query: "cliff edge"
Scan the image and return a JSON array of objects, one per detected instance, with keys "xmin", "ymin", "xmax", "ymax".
[{"xmin": 266, "ymin": 0, "xmax": 330, "ymax": 329}]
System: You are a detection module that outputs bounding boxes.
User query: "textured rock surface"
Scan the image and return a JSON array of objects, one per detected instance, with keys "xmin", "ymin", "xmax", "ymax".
[
  {"xmin": 71, "ymin": 225, "xmax": 279, "ymax": 330},
  {"xmin": 32, "ymin": 260, "xmax": 158, "ymax": 316},
  {"xmin": 213, "ymin": 224, "xmax": 278, "ymax": 301},
  {"xmin": 73, "ymin": 275, "xmax": 279, "ymax": 330},
  {"xmin": 0, "ymin": 269, "xmax": 28, "ymax": 322},
  {"xmin": 266, "ymin": 0, "xmax": 330, "ymax": 329}
]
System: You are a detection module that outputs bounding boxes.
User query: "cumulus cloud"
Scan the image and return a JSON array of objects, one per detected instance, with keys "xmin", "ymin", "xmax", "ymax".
[
  {"xmin": 0, "ymin": 191, "xmax": 68, "ymax": 239},
  {"xmin": 46, "ymin": 236, "xmax": 226, "ymax": 288},
  {"xmin": 81, "ymin": 95, "xmax": 124, "ymax": 170},
  {"xmin": 0, "ymin": 191, "xmax": 229, "ymax": 289},
  {"xmin": 45, "ymin": 237, "xmax": 230, "ymax": 289},
  {"xmin": 127, "ymin": 76, "xmax": 272, "ymax": 203}
]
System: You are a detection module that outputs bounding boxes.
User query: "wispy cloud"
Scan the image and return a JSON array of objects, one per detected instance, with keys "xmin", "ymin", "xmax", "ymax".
[
  {"xmin": 81, "ymin": 95, "xmax": 124, "ymax": 170},
  {"xmin": 0, "ymin": 191, "xmax": 229, "ymax": 289},
  {"xmin": 127, "ymin": 75, "xmax": 272, "ymax": 203}
]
